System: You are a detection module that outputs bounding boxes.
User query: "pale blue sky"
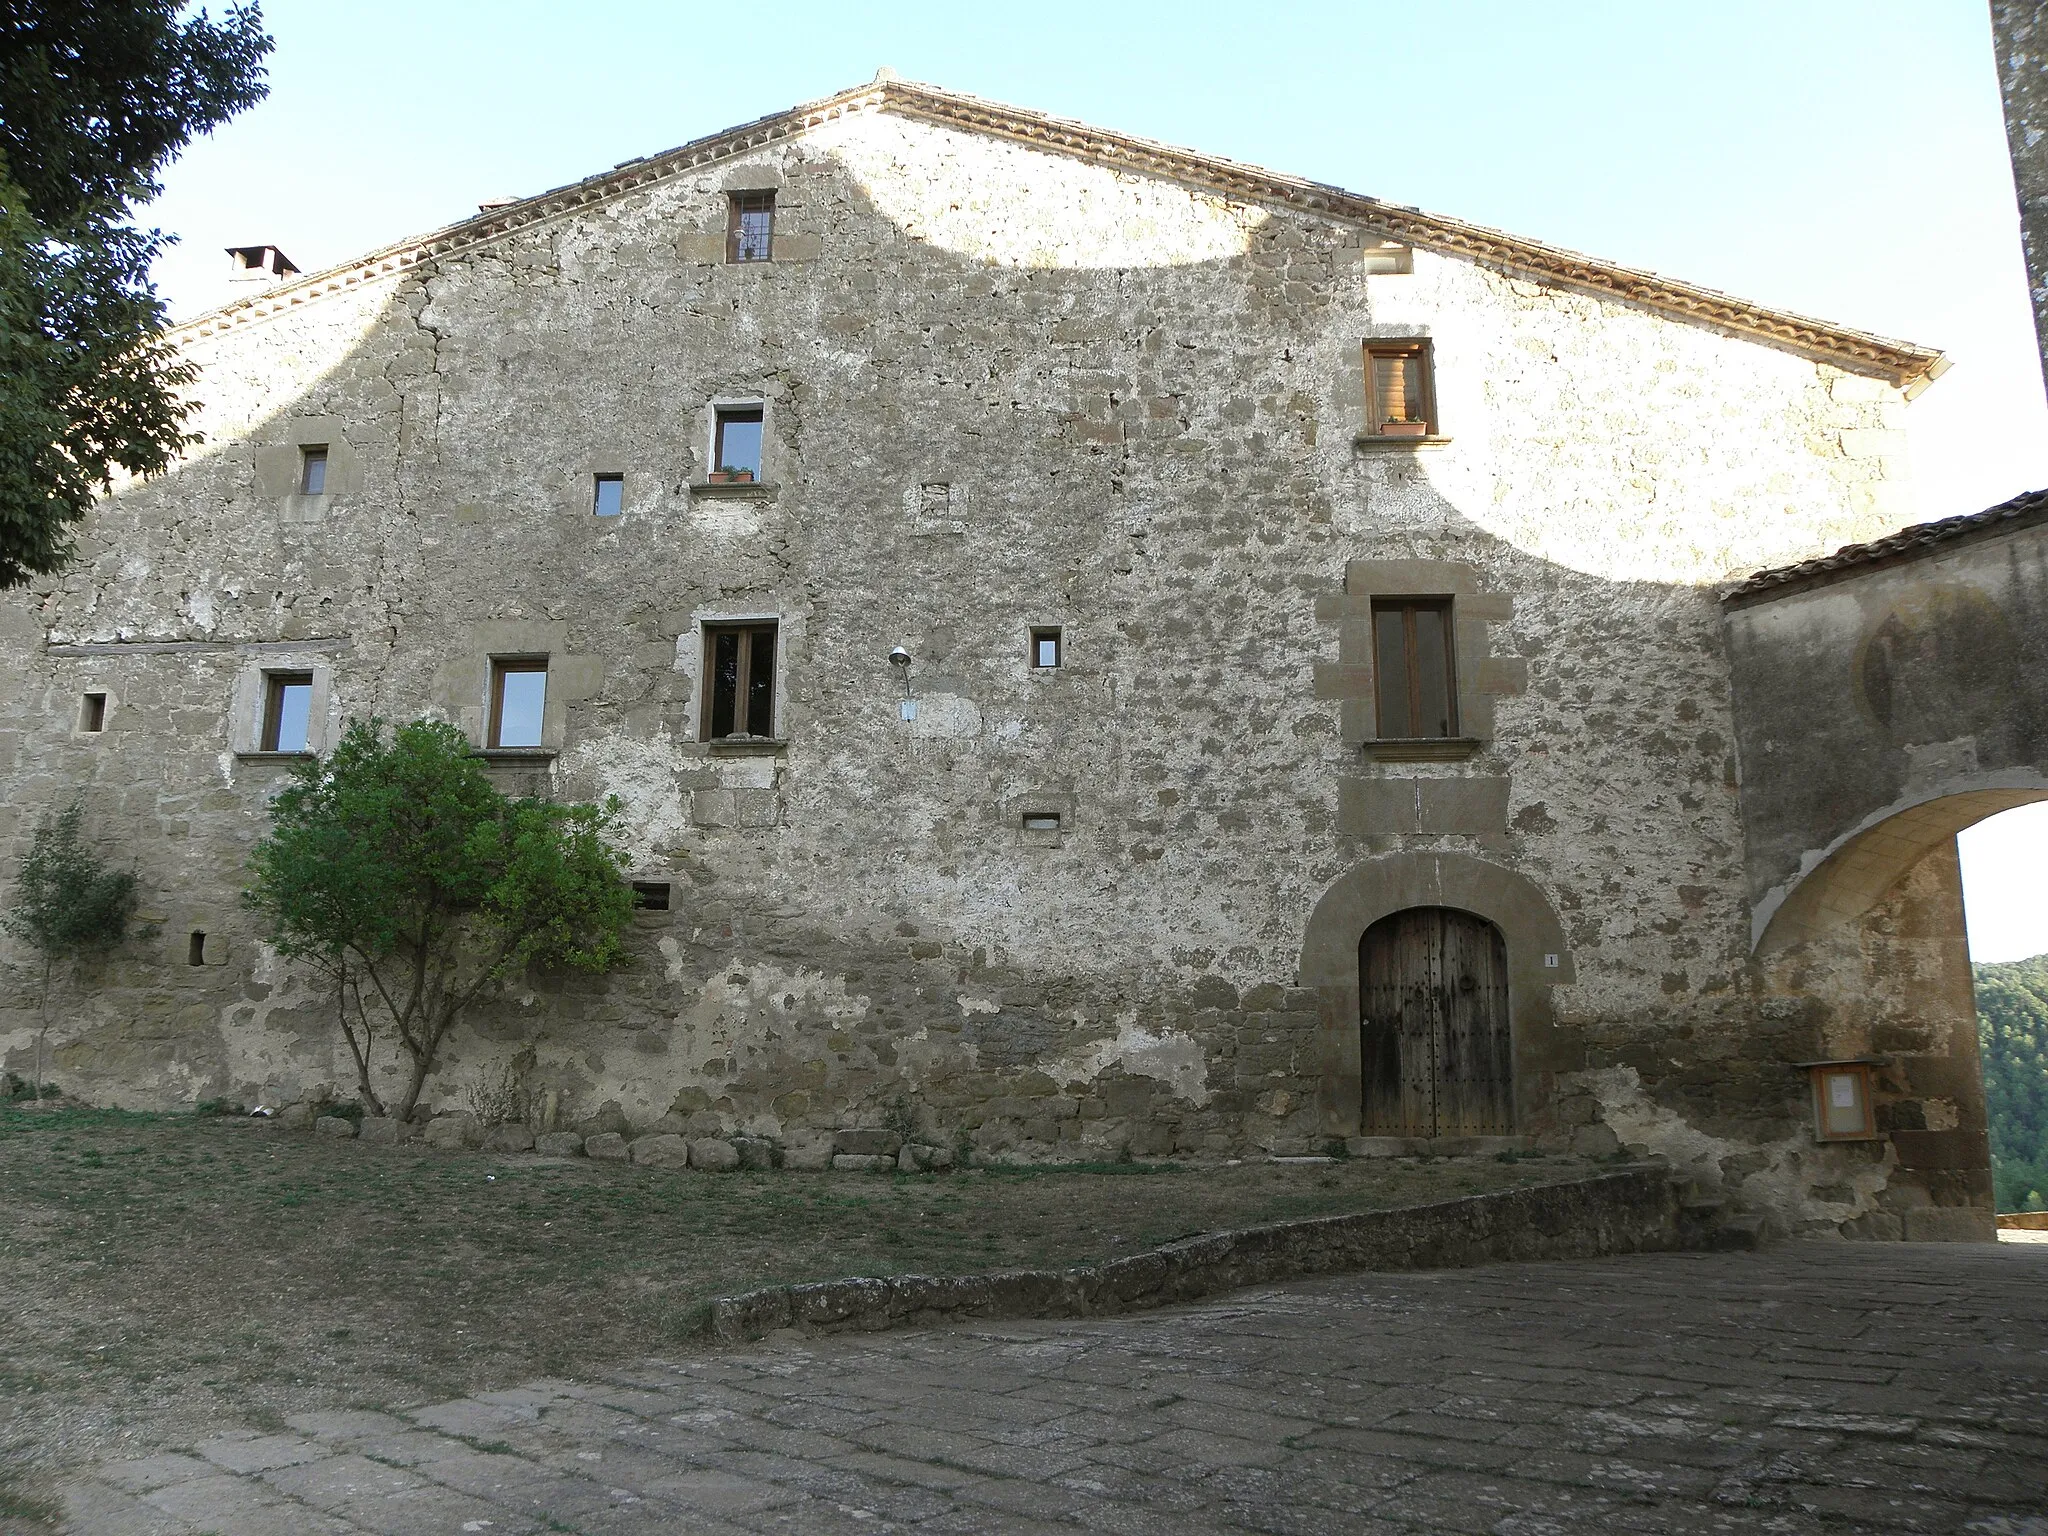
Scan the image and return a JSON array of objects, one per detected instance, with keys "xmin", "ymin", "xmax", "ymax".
[{"xmin": 140, "ymin": 0, "xmax": 2048, "ymax": 958}]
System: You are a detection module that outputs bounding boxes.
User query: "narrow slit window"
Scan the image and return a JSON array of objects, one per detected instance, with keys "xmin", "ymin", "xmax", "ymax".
[
  {"xmin": 712, "ymin": 407, "xmax": 764, "ymax": 481},
  {"xmin": 726, "ymin": 191, "xmax": 775, "ymax": 263},
  {"xmin": 1363, "ymin": 342, "xmax": 1437, "ymax": 438},
  {"xmin": 489, "ymin": 659, "xmax": 548, "ymax": 749},
  {"xmin": 1030, "ymin": 627, "xmax": 1063, "ymax": 669},
  {"xmin": 702, "ymin": 622, "xmax": 778, "ymax": 740},
  {"xmin": 592, "ymin": 474, "xmax": 624, "ymax": 517},
  {"xmin": 187, "ymin": 932, "xmax": 207, "ymax": 966},
  {"xmin": 299, "ymin": 445, "xmax": 329, "ymax": 495},
  {"xmin": 1021, "ymin": 812, "xmax": 1063, "ymax": 832},
  {"xmin": 260, "ymin": 672, "xmax": 314, "ymax": 753},
  {"xmin": 631, "ymin": 880, "xmax": 672, "ymax": 911},
  {"xmin": 80, "ymin": 692, "xmax": 107, "ymax": 732},
  {"xmin": 1372, "ymin": 598, "xmax": 1458, "ymax": 739}
]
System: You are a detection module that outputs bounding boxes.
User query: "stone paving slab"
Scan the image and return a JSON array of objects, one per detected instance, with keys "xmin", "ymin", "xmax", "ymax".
[{"xmin": 62, "ymin": 1242, "xmax": 2048, "ymax": 1534}]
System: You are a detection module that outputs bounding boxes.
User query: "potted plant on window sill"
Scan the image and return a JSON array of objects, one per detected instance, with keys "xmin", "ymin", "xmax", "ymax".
[
  {"xmin": 1379, "ymin": 420, "xmax": 1430, "ymax": 438},
  {"xmin": 709, "ymin": 465, "xmax": 756, "ymax": 485}
]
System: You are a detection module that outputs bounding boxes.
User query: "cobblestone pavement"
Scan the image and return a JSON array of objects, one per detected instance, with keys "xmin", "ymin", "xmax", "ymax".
[{"xmin": 61, "ymin": 1242, "xmax": 2048, "ymax": 1535}]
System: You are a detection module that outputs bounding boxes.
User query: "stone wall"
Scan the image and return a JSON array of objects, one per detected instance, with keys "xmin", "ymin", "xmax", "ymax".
[
  {"xmin": 0, "ymin": 101, "xmax": 1932, "ymax": 1229},
  {"xmin": 1995, "ymin": 0, "xmax": 2048, "ymax": 389}
]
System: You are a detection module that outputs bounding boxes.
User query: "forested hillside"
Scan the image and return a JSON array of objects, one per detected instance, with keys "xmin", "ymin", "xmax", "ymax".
[{"xmin": 1977, "ymin": 954, "xmax": 2048, "ymax": 1212}]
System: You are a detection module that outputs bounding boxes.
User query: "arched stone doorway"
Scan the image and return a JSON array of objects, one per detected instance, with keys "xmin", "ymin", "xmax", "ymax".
[{"xmin": 1359, "ymin": 907, "xmax": 1513, "ymax": 1136}]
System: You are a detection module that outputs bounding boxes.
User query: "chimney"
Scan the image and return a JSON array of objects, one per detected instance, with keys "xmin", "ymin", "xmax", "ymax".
[{"xmin": 226, "ymin": 245, "xmax": 299, "ymax": 286}]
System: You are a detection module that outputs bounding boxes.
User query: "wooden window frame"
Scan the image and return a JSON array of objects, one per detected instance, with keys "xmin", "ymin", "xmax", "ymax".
[
  {"xmin": 1371, "ymin": 597, "xmax": 1459, "ymax": 740},
  {"xmin": 299, "ymin": 445, "xmax": 329, "ymax": 495},
  {"xmin": 1029, "ymin": 626, "xmax": 1063, "ymax": 669},
  {"xmin": 488, "ymin": 657, "xmax": 549, "ymax": 750},
  {"xmin": 1808, "ymin": 1062, "xmax": 1880, "ymax": 1143},
  {"xmin": 700, "ymin": 622, "xmax": 779, "ymax": 741},
  {"xmin": 726, "ymin": 191, "xmax": 775, "ymax": 263},
  {"xmin": 712, "ymin": 406, "xmax": 765, "ymax": 482},
  {"xmin": 1363, "ymin": 340, "xmax": 1438, "ymax": 438},
  {"xmin": 259, "ymin": 671, "xmax": 315, "ymax": 754}
]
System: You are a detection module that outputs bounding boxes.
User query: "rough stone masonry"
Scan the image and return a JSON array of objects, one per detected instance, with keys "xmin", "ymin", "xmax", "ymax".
[{"xmin": 0, "ymin": 77, "xmax": 1979, "ymax": 1238}]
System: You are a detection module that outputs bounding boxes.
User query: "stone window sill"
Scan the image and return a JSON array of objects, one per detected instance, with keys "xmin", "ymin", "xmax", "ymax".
[
  {"xmin": 689, "ymin": 480, "xmax": 779, "ymax": 499},
  {"xmin": 704, "ymin": 736, "xmax": 788, "ymax": 755},
  {"xmin": 234, "ymin": 750, "xmax": 315, "ymax": 762},
  {"xmin": 477, "ymin": 747, "xmax": 559, "ymax": 764},
  {"xmin": 1352, "ymin": 434, "xmax": 1452, "ymax": 451},
  {"xmin": 1361, "ymin": 736, "xmax": 1482, "ymax": 762}
]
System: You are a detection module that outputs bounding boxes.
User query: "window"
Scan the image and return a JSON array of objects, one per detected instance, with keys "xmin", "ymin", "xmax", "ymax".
[
  {"xmin": 726, "ymin": 191, "xmax": 775, "ymax": 263},
  {"xmin": 593, "ymin": 473, "xmax": 624, "ymax": 517},
  {"xmin": 702, "ymin": 623, "xmax": 777, "ymax": 740},
  {"xmin": 260, "ymin": 672, "xmax": 314, "ymax": 753},
  {"xmin": 1030, "ymin": 627, "xmax": 1063, "ymax": 669},
  {"xmin": 1021, "ymin": 811, "xmax": 1063, "ymax": 833},
  {"xmin": 187, "ymin": 932, "xmax": 207, "ymax": 966},
  {"xmin": 631, "ymin": 880, "xmax": 672, "ymax": 911},
  {"xmin": 712, "ymin": 407, "xmax": 763, "ymax": 481},
  {"xmin": 80, "ymin": 692, "xmax": 107, "ymax": 733},
  {"xmin": 1363, "ymin": 341, "xmax": 1436, "ymax": 438},
  {"xmin": 1372, "ymin": 599, "xmax": 1457, "ymax": 738},
  {"xmin": 489, "ymin": 659, "xmax": 548, "ymax": 749},
  {"xmin": 299, "ymin": 446, "xmax": 329, "ymax": 495}
]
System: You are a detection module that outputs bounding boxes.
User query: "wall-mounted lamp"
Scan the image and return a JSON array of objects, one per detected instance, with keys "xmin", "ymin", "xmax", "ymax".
[
  {"xmin": 888, "ymin": 646, "xmax": 916, "ymax": 719},
  {"xmin": 1795, "ymin": 1058, "xmax": 1883, "ymax": 1143},
  {"xmin": 888, "ymin": 646, "xmax": 911, "ymax": 668}
]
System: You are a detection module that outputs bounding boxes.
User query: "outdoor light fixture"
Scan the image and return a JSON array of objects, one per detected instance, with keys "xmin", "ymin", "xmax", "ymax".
[
  {"xmin": 888, "ymin": 646, "xmax": 911, "ymax": 667},
  {"xmin": 1797, "ymin": 1058, "xmax": 1882, "ymax": 1143}
]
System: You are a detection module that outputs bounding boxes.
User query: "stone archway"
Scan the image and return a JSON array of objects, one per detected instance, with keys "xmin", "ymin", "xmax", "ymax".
[{"xmin": 1300, "ymin": 851, "xmax": 1572, "ymax": 1141}]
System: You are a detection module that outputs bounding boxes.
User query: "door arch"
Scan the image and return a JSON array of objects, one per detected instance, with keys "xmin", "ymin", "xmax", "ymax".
[{"xmin": 1360, "ymin": 907, "xmax": 1513, "ymax": 1136}]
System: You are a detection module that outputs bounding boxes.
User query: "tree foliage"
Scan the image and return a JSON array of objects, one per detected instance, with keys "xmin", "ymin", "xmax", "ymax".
[
  {"xmin": 1977, "ymin": 954, "xmax": 2048, "ymax": 1212},
  {"xmin": 3, "ymin": 797, "xmax": 137, "ymax": 1097},
  {"xmin": 245, "ymin": 718, "xmax": 636, "ymax": 1119},
  {"xmin": 0, "ymin": 2, "xmax": 273, "ymax": 586}
]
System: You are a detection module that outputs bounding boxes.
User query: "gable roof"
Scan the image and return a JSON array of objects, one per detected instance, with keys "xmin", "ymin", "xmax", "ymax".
[
  {"xmin": 1722, "ymin": 485, "xmax": 2048, "ymax": 606},
  {"xmin": 178, "ymin": 76, "xmax": 1947, "ymax": 392}
]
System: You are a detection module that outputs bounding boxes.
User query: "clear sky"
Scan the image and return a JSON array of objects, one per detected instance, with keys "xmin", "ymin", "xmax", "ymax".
[{"xmin": 138, "ymin": 0, "xmax": 2048, "ymax": 959}]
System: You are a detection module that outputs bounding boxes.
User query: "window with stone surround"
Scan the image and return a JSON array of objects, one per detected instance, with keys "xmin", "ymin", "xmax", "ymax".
[
  {"xmin": 260, "ymin": 672, "xmax": 314, "ymax": 753},
  {"xmin": 1030, "ymin": 627, "xmax": 1063, "ymax": 669},
  {"xmin": 713, "ymin": 406, "xmax": 764, "ymax": 481},
  {"xmin": 489, "ymin": 658, "xmax": 549, "ymax": 749},
  {"xmin": 702, "ymin": 622, "xmax": 777, "ymax": 740},
  {"xmin": 1363, "ymin": 341, "xmax": 1437, "ymax": 438},
  {"xmin": 592, "ymin": 473, "xmax": 623, "ymax": 517},
  {"xmin": 1372, "ymin": 598, "xmax": 1457, "ymax": 738},
  {"xmin": 299, "ymin": 445, "xmax": 329, "ymax": 494},
  {"xmin": 726, "ymin": 191, "xmax": 774, "ymax": 263},
  {"xmin": 79, "ymin": 692, "xmax": 107, "ymax": 733}
]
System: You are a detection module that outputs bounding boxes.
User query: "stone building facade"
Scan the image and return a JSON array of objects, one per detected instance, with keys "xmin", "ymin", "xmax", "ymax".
[{"xmin": 0, "ymin": 78, "xmax": 1967, "ymax": 1235}]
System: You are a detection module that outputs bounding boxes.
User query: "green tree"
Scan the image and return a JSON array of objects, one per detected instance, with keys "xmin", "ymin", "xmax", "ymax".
[
  {"xmin": 0, "ymin": 2, "xmax": 273, "ymax": 587},
  {"xmin": 1975, "ymin": 953, "xmax": 2048, "ymax": 1212},
  {"xmin": 245, "ymin": 718, "xmax": 636, "ymax": 1119},
  {"xmin": 2, "ymin": 799, "xmax": 137, "ymax": 1100}
]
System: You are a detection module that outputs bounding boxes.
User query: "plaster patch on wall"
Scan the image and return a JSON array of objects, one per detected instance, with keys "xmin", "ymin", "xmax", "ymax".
[
  {"xmin": 1043, "ymin": 1013, "xmax": 1210, "ymax": 1106},
  {"xmin": 562, "ymin": 731, "xmax": 690, "ymax": 864}
]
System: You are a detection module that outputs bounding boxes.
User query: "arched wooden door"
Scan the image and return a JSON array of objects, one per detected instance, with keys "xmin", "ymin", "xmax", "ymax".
[{"xmin": 1359, "ymin": 907, "xmax": 1513, "ymax": 1136}]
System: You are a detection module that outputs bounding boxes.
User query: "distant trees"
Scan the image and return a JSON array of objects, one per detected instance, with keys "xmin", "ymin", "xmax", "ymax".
[
  {"xmin": 1977, "ymin": 955, "xmax": 2048, "ymax": 1212},
  {"xmin": 244, "ymin": 719, "xmax": 635, "ymax": 1119},
  {"xmin": 3, "ymin": 800, "xmax": 137, "ymax": 1100},
  {"xmin": 0, "ymin": 2, "xmax": 273, "ymax": 585}
]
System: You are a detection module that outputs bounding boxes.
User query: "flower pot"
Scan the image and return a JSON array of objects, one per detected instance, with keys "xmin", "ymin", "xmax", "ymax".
[
  {"xmin": 710, "ymin": 469, "xmax": 756, "ymax": 484},
  {"xmin": 1379, "ymin": 421, "xmax": 1430, "ymax": 438}
]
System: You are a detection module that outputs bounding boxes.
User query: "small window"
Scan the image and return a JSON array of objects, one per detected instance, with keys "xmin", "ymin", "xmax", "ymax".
[
  {"xmin": 489, "ymin": 659, "xmax": 549, "ymax": 749},
  {"xmin": 593, "ymin": 474, "xmax": 624, "ymax": 517},
  {"xmin": 1021, "ymin": 812, "xmax": 1063, "ymax": 832},
  {"xmin": 702, "ymin": 623, "xmax": 777, "ymax": 740},
  {"xmin": 1363, "ymin": 342, "xmax": 1436, "ymax": 438},
  {"xmin": 726, "ymin": 191, "xmax": 775, "ymax": 263},
  {"xmin": 187, "ymin": 931, "xmax": 207, "ymax": 966},
  {"xmin": 631, "ymin": 880, "xmax": 672, "ymax": 911},
  {"xmin": 712, "ymin": 407, "xmax": 764, "ymax": 482},
  {"xmin": 1372, "ymin": 599, "xmax": 1457, "ymax": 739},
  {"xmin": 80, "ymin": 692, "xmax": 107, "ymax": 733},
  {"xmin": 1029, "ymin": 627, "xmax": 1063, "ymax": 669},
  {"xmin": 260, "ymin": 672, "xmax": 314, "ymax": 753},
  {"xmin": 299, "ymin": 446, "xmax": 329, "ymax": 495}
]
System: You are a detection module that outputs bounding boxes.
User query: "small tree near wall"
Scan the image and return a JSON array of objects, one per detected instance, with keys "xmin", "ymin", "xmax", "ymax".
[
  {"xmin": 3, "ymin": 800, "xmax": 137, "ymax": 1100},
  {"xmin": 245, "ymin": 718, "xmax": 635, "ymax": 1119}
]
